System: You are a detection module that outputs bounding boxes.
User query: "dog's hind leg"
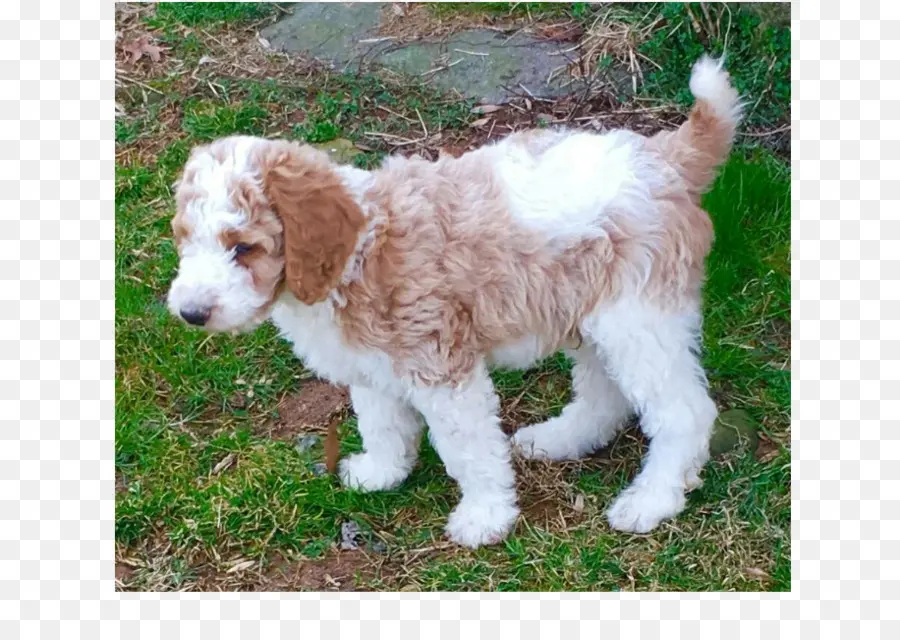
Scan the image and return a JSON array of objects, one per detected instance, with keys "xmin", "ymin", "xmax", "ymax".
[
  {"xmin": 408, "ymin": 363, "xmax": 520, "ymax": 548},
  {"xmin": 582, "ymin": 300, "xmax": 718, "ymax": 533},
  {"xmin": 339, "ymin": 386, "xmax": 423, "ymax": 492},
  {"xmin": 511, "ymin": 344, "xmax": 632, "ymax": 461}
]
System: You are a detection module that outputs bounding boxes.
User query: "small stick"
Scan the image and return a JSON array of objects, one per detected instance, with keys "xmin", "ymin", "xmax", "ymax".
[
  {"xmin": 376, "ymin": 105, "xmax": 416, "ymax": 123},
  {"xmin": 739, "ymin": 124, "xmax": 791, "ymax": 138},
  {"xmin": 415, "ymin": 108, "xmax": 428, "ymax": 138},
  {"xmin": 324, "ymin": 415, "xmax": 341, "ymax": 474},
  {"xmin": 420, "ymin": 58, "xmax": 463, "ymax": 78},
  {"xmin": 117, "ymin": 74, "xmax": 165, "ymax": 95}
]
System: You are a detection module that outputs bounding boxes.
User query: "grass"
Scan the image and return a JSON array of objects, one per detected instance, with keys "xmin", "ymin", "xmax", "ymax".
[
  {"xmin": 146, "ymin": 2, "xmax": 282, "ymax": 29},
  {"xmin": 115, "ymin": 2, "xmax": 790, "ymax": 592},
  {"xmin": 632, "ymin": 2, "xmax": 790, "ymax": 129}
]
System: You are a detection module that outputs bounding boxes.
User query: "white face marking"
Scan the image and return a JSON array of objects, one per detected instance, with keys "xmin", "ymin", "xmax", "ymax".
[{"xmin": 166, "ymin": 138, "xmax": 274, "ymax": 333}]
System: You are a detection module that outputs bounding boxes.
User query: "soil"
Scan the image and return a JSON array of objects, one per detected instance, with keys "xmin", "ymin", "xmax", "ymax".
[
  {"xmin": 115, "ymin": 563, "xmax": 135, "ymax": 589},
  {"xmin": 266, "ymin": 379, "xmax": 349, "ymax": 440},
  {"xmin": 257, "ymin": 549, "xmax": 377, "ymax": 591}
]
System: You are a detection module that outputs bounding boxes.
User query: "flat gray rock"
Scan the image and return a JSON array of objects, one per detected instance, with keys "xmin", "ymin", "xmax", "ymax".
[
  {"xmin": 261, "ymin": 2, "xmax": 385, "ymax": 69},
  {"xmin": 262, "ymin": 3, "xmax": 586, "ymax": 103}
]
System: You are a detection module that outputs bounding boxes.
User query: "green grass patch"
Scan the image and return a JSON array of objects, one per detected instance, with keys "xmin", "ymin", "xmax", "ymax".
[
  {"xmin": 146, "ymin": 2, "xmax": 280, "ymax": 29},
  {"xmin": 633, "ymin": 2, "xmax": 790, "ymax": 128},
  {"xmin": 431, "ymin": 2, "xmax": 593, "ymax": 20}
]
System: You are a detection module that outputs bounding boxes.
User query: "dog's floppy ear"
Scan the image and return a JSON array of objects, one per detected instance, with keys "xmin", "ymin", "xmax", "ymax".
[{"xmin": 260, "ymin": 142, "xmax": 365, "ymax": 304}]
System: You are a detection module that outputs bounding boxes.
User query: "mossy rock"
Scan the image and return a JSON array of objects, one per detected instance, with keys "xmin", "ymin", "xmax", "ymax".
[{"xmin": 709, "ymin": 409, "xmax": 759, "ymax": 458}]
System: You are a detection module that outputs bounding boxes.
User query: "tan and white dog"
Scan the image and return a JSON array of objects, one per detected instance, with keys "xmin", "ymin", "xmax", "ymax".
[{"xmin": 166, "ymin": 56, "xmax": 742, "ymax": 547}]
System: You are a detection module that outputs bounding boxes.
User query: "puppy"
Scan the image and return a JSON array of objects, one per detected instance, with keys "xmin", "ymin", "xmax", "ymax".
[{"xmin": 166, "ymin": 56, "xmax": 741, "ymax": 547}]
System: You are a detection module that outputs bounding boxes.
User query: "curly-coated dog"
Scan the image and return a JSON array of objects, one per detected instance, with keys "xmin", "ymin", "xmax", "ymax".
[{"xmin": 166, "ymin": 56, "xmax": 742, "ymax": 547}]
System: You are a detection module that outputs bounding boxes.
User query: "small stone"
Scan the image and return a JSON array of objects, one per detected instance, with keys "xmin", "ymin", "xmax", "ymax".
[
  {"xmin": 709, "ymin": 409, "xmax": 759, "ymax": 458},
  {"xmin": 294, "ymin": 434, "xmax": 320, "ymax": 454},
  {"xmin": 370, "ymin": 541, "xmax": 388, "ymax": 554},
  {"xmin": 311, "ymin": 463, "xmax": 328, "ymax": 477},
  {"xmin": 340, "ymin": 521, "xmax": 361, "ymax": 550}
]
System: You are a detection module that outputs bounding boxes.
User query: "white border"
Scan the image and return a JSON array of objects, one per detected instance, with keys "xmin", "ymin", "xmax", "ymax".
[{"xmin": 2, "ymin": 0, "xmax": 884, "ymax": 632}]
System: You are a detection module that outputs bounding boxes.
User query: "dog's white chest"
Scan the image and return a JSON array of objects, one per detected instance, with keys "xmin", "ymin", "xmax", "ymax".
[{"xmin": 270, "ymin": 296, "xmax": 398, "ymax": 393}]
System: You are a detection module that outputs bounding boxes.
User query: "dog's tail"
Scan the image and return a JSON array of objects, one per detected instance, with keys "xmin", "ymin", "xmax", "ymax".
[{"xmin": 654, "ymin": 55, "xmax": 743, "ymax": 196}]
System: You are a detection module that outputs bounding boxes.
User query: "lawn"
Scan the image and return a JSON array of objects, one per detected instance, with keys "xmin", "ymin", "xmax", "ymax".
[{"xmin": 115, "ymin": 2, "xmax": 790, "ymax": 591}]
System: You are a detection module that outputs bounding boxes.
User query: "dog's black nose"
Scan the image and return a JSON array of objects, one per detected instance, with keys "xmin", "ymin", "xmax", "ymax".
[{"xmin": 180, "ymin": 307, "xmax": 211, "ymax": 326}]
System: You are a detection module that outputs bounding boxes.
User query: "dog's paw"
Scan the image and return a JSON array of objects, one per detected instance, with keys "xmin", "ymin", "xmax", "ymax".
[
  {"xmin": 510, "ymin": 424, "xmax": 556, "ymax": 460},
  {"xmin": 606, "ymin": 483, "xmax": 686, "ymax": 534},
  {"xmin": 445, "ymin": 496, "xmax": 519, "ymax": 548},
  {"xmin": 511, "ymin": 420, "xmax": 597, "ymax": 461},
  {"xmin": 338, "ymin": 453, "xmax": 409, "ymax": 492}
]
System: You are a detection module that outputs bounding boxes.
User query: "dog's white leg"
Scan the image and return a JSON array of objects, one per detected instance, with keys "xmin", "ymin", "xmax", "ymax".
[
  {"xmin": 409, "ymin": 364, "xmax": 519, "ymax": 548},
  {"xmin": 583, "ymin": 301, "xmax": 717, "ymax": 533},
  {"xmin": 511, "ymin": 344, "xmax": 632, "ymax": 460},
  {"xmin": 339, "ymin": 386, "xmax": 423, "ymax": 492}
]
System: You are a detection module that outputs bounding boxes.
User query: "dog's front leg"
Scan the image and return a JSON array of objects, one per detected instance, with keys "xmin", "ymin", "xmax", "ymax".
[
  {"xmin": 339, "ymin": 386, "xmax": 424, "ymax": 492},
  {"xmin": 408, "ymin": 364, "xmax": 520, "ymax": 548}
]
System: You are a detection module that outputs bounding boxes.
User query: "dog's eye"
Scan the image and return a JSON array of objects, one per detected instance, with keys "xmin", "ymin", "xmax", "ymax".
[{"xmin": 233, "ymin": 243, "xmax": 253, "ymax": 258}]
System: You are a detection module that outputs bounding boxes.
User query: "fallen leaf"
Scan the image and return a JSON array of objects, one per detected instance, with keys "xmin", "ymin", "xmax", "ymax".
[
  {"xmin": 573, "ymin": 493, "xmax": 585, "ymax": 513},
  {"xmin": 469, "ymin": 117, "xmax": 492, "ymax": 128},
  {"xmin": 754, "ymin": 436, "xmax": 780, "ymax": 463},
  {"xmin": 227, "ymin": 559, "xmax": 256, "ymax": 574},
  {"xmin": 537, "ymin": 24, "xmax": 585, "ymax": 42},
  {"xmin": 212, "ymin": 453, "xmax": 235, "ymax": 475},
  {"xmin": 114, "ymin": 564, "xmax": 132, "ymax": 582},
  {"xmin": 471, "ymin": 104, "xmax": 502, "ymax": 115},
  {"xmin": 198, "ymin": 55, "xmax": 216, "ymax": 66},
  {"xmin": 744, "ymin": 567, "xmax": 770, "ymax": 580},
  {"xmin": 122, "ymin": 35, "xmax": 165, "ymax": 64},
  {"xmin": 228, "ymin": 392, "xmax": 247, "ymax": 410}
]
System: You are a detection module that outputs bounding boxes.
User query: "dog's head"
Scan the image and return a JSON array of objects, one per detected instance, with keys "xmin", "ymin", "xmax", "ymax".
[{"xmin": 166, "ymin": 136, "xmax": 366, "ymax": 332}]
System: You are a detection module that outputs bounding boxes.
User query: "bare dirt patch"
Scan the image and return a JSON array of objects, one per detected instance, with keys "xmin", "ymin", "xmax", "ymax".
[
  {"xmin": 114, "ymin": 563, "xmax": 136, "ymax": 590},
  {"xmin": 257, "ymin": 549, "xmax": 379, "ymax": 591},
  {"xmin": 266, "ymin": 380, "xmax": 349, "ymax": 440}
]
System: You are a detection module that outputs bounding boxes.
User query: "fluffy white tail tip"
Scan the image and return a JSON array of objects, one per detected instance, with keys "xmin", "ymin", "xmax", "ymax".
[{"xmin": 689, "ymin": 55, "xmax": 743, "ymax": 122}]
